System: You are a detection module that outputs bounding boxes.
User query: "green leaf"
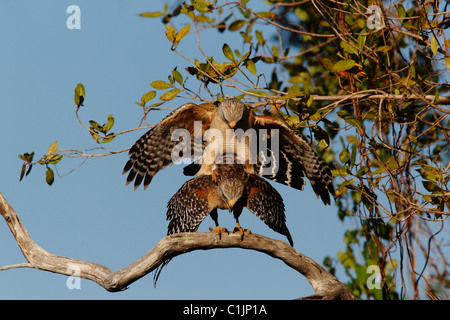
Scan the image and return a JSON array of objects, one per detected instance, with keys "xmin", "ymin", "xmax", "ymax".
[
  {"xmin": 140, "ymin": 90, "xmax": 157, "ymax": 106},
  {"xmin": 406, "ymin": 8, "xmax": 415, "ymax": 17},
  {"xmin": 306, "ymin": 96, "xmax": 314, "ymax": 108},
  {"xmin": 340, "ymin": 41, "xmax": 358, "ymax": 55},
  {"xmin": 105, "ymin": 114, "xmax": 114, "ymax": 132},
  {"xmin": 255, "ymin": 11, "xmax": 272, "ymax": 18},
  {"xmin": 74, "ymin": 83, "xmax": 85, "ymax": 107},
  {"xmin": 332, "ymin": 166, "xmax": 350, "ymax": 177},
  {"xmin": 91, "ymin": 132, "xmax": 99, "ymax": 143},
  {"xmin": 337, "ymin": 250, "xmax": 356, "ymax": 270},
  {"xmin": 417, "ymin": 167, "xmax": 440, "ymax": 183},
  {"xmin": 356, "ymin": 166, "xmax": 369, "ymax": 177},
  {"xmin": 332, "ymin": 59, "xmax": 361, "ymax": 73},
  {"xmin": 397, "ymin": 4, "xmax": 406, "ymax": 20},
  {"xmin": 19, "ymin": 163, "xmax": 27, "ymax": 181},
  {"xmin": 339, "ymin": 149, "xmax": 350, "ymax": 164},
  {"xmin": 159, "ymin": 88, "xmax": 182, "ymax": 101},
  {"xmin": 150, "ymin": 80, "xmax": 172, "ymax": 90},
  {"xmin": 295, "ymin": 7, "xmax": 310, "ymax": 21},
  {"xmin": 172, "ymin": 70, "xmax": 183, "ymax": 85},
  {"xmin": 430, "ymin": 34, "xmax": 438, "ymax": 56},
  {"xmin": 228, "ymin": 20, "xmax": 247, "ymax": 31},
  {"xmin": 245, "ymin": 59, "xmax": 257, "ymax": 76},
  {"xmin": 343, "ymin": 117, "xmax": 363, "ymax": 131},
  {"xmin": 255, "ymin": 30, "xmax": 265, "ymax": 46},
  {"xmin": 139, "ymin": 12, "xmax": 163, "ymax": 18},
  {"xmin": 272, "ymin": 45, "xmax": 279, "ymax": 58},
  {"xmin": 318, "ymin": 139, "xmax": 329, "ymax": 149},
  {"xmin": 48, "ymin": 154, "xmax": 63, "ymax": 165},
  {"xmin": 175, "ymin": 24, "xmax": 190, "ymax": 42},
  {"xmin": 222, "ymin": 43, "xmax": 235, "ymax": 61},
  {"xmin": 386, "ymin": 189, "xmax": 398, "ymax": 202},
  {"xmin": 19, "ymin": 152, "xmax": 35, "ymax": 164},
  {"xmin": 193, "ymin": 1, "xmax": 211, "ymax": 13},
  {"xmin": 100, "ymin": 135, "xmax": 115, "ymax": 144},
  {"xmin": 165, "ymin": 25, "xmax": 176, "ymax": 42},
  {"xmin": 350, "ymin": 144, "xmax": 358, "ymax": 169},
  {"xmin": 46, "ymin": 167, "xmax": 54, "ymax": 186},
  {"xmin": 47, "ymin": 141, "xmax": 58, "ymax": 157},
  {"xmin": 422, "ymin": 181, "xmax": 441, "ymax": 193},
  {"xmin": 89, "ymin": 120, "xmax": 103, "ymax": 132},
  {"xmin": 147, "ymin": 101, "xmax": 165, "ymax": 109},
  {"xmin": 357, "ymin": 33, "xmax": 367, "ymax": 50},
  {"xmin": 375, "ymin": 45, "xmax": 392, "ymax": 53}
]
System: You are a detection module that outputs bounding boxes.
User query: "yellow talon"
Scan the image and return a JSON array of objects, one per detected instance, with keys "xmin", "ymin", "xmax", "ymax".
[
  {"xmin": 233, "ymin": 222, "xmax": 251, "ymax": 239},
  {"xmin": 209, "ymin": 226, "xmax": 228, "ymax": 239}
]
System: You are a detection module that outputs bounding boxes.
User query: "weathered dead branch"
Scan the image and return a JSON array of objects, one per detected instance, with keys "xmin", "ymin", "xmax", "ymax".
[{"xmin": 0, "ymin": 191, "xmax": 355, "ymax": 300}]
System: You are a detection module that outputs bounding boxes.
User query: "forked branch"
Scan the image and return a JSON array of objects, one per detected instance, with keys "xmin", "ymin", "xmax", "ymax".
[{"xmin": 0, "ymin": 192, "xmax": 355, "ymax": 300}]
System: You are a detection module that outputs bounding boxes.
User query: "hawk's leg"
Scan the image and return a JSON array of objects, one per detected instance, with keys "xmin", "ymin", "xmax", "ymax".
[
  {"xmin": 233, "ymin": 210, "xmax": 251, "ymax": 240},
  {"xmin": 208, "ymin": 209, "xmax": 228, "ymax": 239}
]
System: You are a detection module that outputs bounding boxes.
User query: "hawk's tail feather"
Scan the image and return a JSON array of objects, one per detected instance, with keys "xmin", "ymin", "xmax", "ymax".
[
  {"xmin": 285, "ymin": 228, "xmax": 294, "ymax": 247},
  {"xmin": 153, "ymin": 218, "xmax": 201, "ymax": 286},
  {"xmin": 153, "ymin": 259, "xmax": 171, "ymax": 287}
]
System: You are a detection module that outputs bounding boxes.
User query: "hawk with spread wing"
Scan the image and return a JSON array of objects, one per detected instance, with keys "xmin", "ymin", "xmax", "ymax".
[
  {"xmin": 166, "ymin": 160, "xmax": 293, "ymax": 246},
  {"xmin": 123, "ymin": 98, "xmax": 335, "ymax": 205},
  {"xmin": 153, "ymin": 160, "xmax": 292, "ymax": 284}
]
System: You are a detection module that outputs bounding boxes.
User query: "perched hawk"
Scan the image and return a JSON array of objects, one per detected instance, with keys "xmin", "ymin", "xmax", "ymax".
[
  {"xmin": 123, "ymin": 98, "xmax": 335, "ymax": 205},
  {"xmin": 166, "ymin": 159, "xmax": 293, "ymax": 246},
  {"xmin": 152, "ymin": 160, "xmax": 293, "ymax": 284}
]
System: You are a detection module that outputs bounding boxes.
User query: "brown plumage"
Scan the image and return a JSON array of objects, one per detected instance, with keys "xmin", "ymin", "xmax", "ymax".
[
  {"xmin": 153, "ymin": 162, "xmax": 292, "ymax": 284},
  {"xmin": 166, "ymin": 162, "xmax": 293, "ymax": 246},
  {"xmin": 123, "ymin": 98, "xmax": 335, "ymax": 205}
]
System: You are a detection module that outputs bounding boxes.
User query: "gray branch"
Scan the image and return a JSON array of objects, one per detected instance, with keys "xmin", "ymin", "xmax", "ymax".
[{"xmin": 0, "ymin": 191, "xmax": 355, "ymax": 300}]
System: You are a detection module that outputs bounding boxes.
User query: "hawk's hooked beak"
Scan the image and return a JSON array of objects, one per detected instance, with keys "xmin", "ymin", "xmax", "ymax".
[
  {"xmin": 227, "ymin": 200, "xmax": 236, "ymax": 212},
  {"xmin": 229, "ymin": 122, "xmax": 236, "ymax": 128}
]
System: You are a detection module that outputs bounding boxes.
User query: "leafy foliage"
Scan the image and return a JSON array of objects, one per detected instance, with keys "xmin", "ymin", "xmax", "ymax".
[
  {"xmin": 137, "ymin": 0, "xmax": 450, "ymax": 299},
  {"xmin": 18, "ymin": 0, "xmax": 450, "ymax": 299}
]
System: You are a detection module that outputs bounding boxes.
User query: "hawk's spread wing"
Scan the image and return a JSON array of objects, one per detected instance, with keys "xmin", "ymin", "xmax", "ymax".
[
  {"xmin": 253, "ymin": 115, "xmax": 335, "ymax": 205},
  {"xmin": 166, "ymin": 175, "xmax": 214, "ymax": 235},
  {"xmin": 123, "ymin": 102, "xmax": 215, "ymax": 190},
  {"xmin": 154, "ymin": 175, "xmax": 215, "ymax": 285},
  {"xmin": 246, "ymin": 174, "xmax": 293, "ymax": 246}
]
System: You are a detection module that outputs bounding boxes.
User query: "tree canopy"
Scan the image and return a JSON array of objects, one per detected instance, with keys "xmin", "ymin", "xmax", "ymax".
[{"xmin": 15, "ymin": 0, "xmax": 450, "ymax": 299}]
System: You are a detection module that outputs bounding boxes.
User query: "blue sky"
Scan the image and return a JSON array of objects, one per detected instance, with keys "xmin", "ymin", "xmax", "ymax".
[{"xmin": 0, "ymin": 1, "xmax": 350, "ymax": 299}]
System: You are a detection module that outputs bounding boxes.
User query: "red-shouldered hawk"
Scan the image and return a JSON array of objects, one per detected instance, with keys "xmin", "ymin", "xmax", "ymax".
[
  {"xmin": 153, "ymin": 160, "xmax": 293, "ymax": 284},
  {"xmin": 123, "ymin": 98, "xmax": 335, "ymax": 205},
  {"xmin": 166, "ymin": 160, "xmax": 293, "ymax": 246},
  {"xmin": 123, "ymin": 99, "xmax": 249, "ymax": 188}
]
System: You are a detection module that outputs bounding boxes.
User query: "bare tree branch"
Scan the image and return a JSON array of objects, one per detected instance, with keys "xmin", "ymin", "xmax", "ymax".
[{"xmin": 0, "ymin": 191, "xmax": 355, "ymax": 300}]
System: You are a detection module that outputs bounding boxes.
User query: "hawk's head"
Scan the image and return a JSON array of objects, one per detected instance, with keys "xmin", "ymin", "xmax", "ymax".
[
  {"xmin": 217, "ymin": 98, "xmax": 245, "ymax": 128},
  {"xmin": 218, "ymin": 178, "xmax": 244, "ymax": 210}
]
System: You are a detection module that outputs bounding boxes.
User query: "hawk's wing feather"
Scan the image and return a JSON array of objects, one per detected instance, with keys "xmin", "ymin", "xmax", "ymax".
[
  {"xmin": 166, "ymin": 175, "xmax": 214, "ymax": 235},
  {"xmin": 253, "ymin": 115, "xmax": 335, "ymax": 205},
  {"xmin": 246, "ymin": 174, "xmax": 293, "ymax": 246},
  {"xmin": 154, "ymin": 175, "xmax": 214, "ymax": 286},
  {"xmin": 123, "ymin": 102, "xmax": 216, "ymax": 190}
]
